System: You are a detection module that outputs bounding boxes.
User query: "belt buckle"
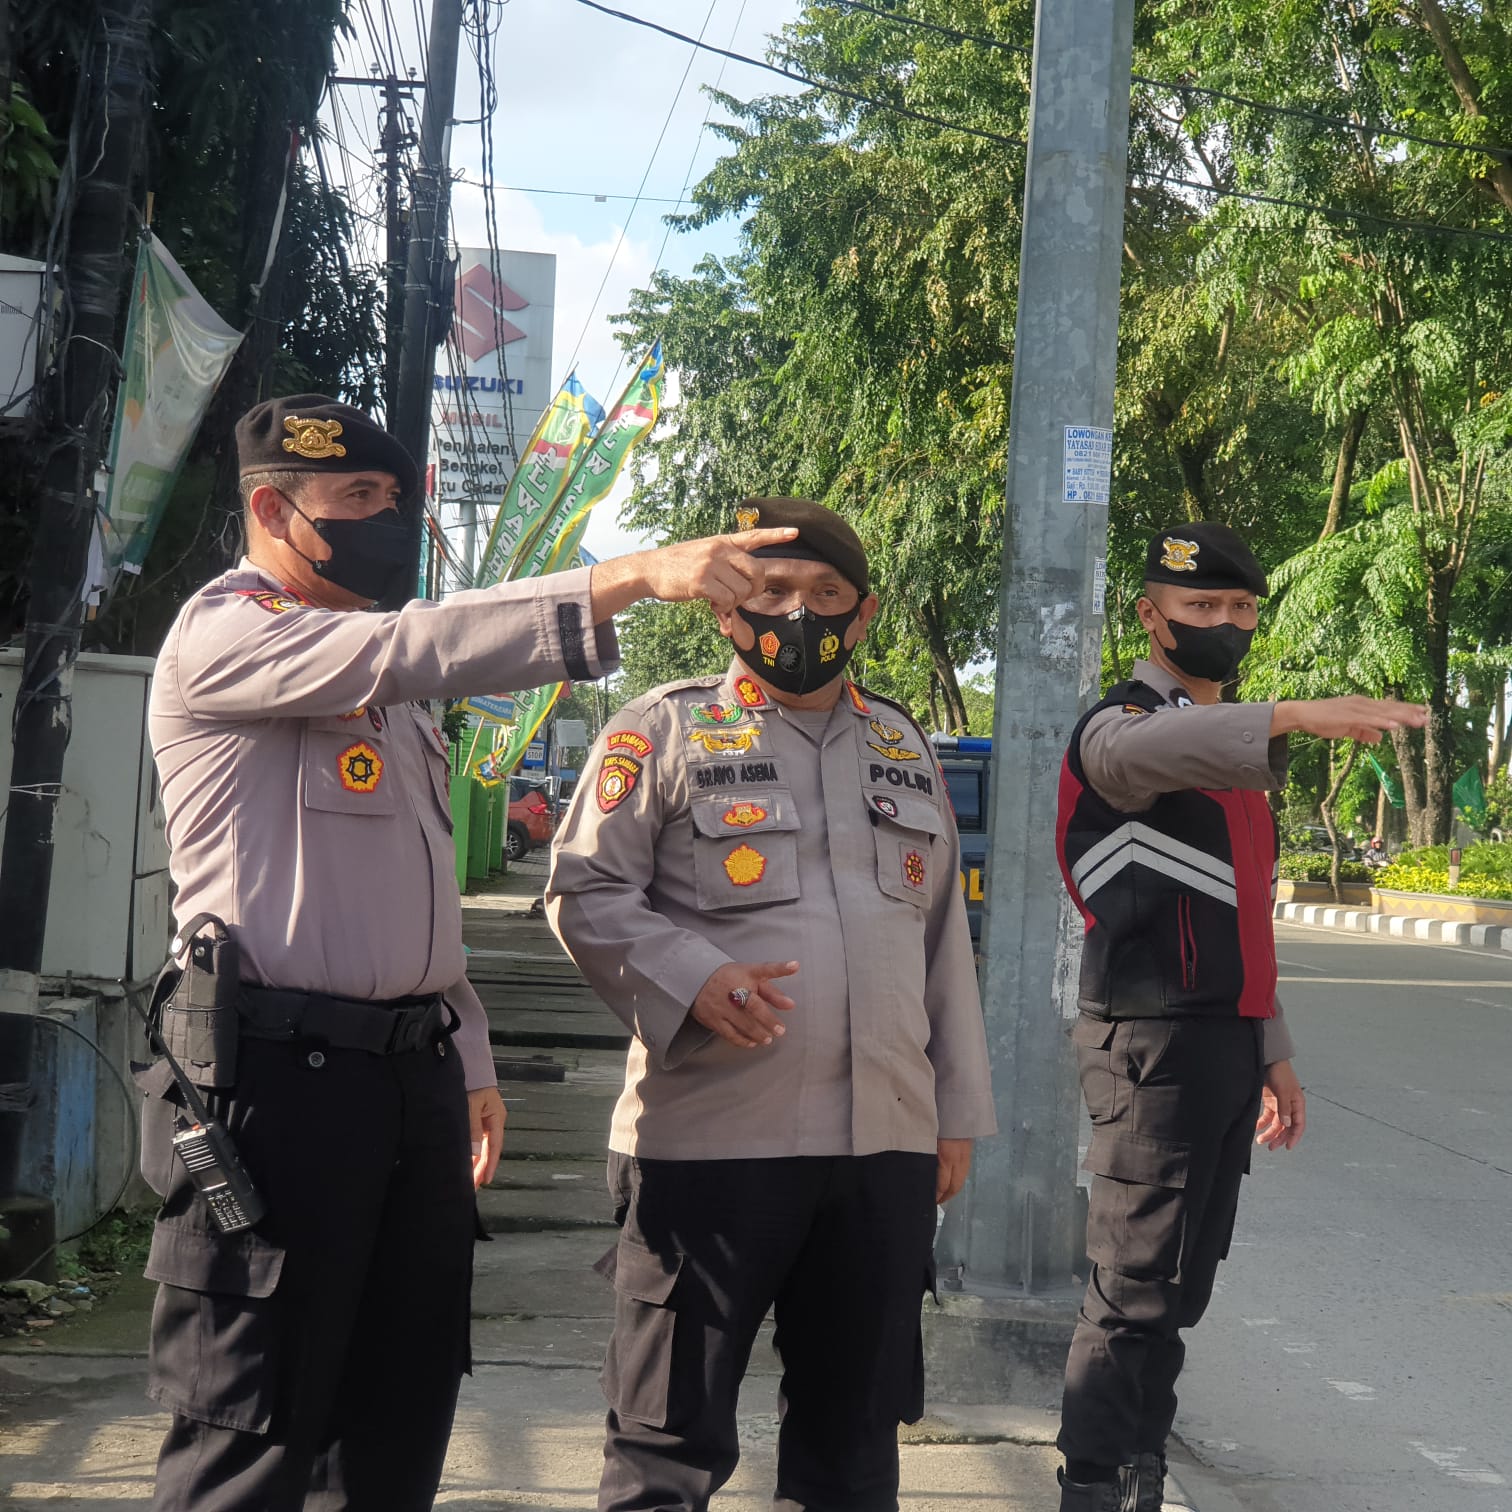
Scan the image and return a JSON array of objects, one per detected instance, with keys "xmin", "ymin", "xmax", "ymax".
[{"xmin": 386, "ymin": 1004, "xmax": 427, "ymax": 1055}]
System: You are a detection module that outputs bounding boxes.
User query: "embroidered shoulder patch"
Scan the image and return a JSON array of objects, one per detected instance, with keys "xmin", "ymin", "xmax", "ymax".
[
  {"xmin": 236, "ymin": 589, "xmax": 308, "ymax": 615},
  {"xmin": 338, "ymin": 742, "xmax": 384, "ymax": 793},
  {"xmin": 605, "ymin": 730, "xmax": 654, "ymax": 760},
  {"xmin": 845, "ymin": 682, "xmax": 871, "ymax": 715},
  {"xmin": 723, "ymin": 843, "xmax": 767, "ymax": 887},
  {"xmin": 597, "ymin": 753, "xmax": 643, "ymax": 813}
]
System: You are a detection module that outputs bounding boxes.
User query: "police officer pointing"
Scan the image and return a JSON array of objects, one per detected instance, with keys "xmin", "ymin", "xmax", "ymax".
[
  {"xmin": 1052, "ymin": 523, "xmax": 1428, "ymax": 1512},
  {"xmin": 141, "ymin": 395, "xmax": 799, "ymax": 1511}
]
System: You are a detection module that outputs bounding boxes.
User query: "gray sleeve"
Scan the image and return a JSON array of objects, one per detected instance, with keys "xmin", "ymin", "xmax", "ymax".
[
  {"xmin": 1079, "ymin": 701, "xmax": 1289, "ymax": 812},
  {"xmin": 1263, "ymin": 998, "xmax": 1296, "ymax": 1064},
  {"xmin": 545, "ymin": 703, "xmax": 727, "ymax": 1069}
]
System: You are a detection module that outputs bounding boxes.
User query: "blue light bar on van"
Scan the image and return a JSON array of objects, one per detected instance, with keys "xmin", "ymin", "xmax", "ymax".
[{"xmin": 955, "ymin": 737, "xmax": 992, "ymax": 752}]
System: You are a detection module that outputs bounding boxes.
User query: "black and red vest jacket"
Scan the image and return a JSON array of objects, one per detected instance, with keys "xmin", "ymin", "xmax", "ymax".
[{"xmin": 1056, "ymin": 680, "xmax": 1277, "ymax": 1021}]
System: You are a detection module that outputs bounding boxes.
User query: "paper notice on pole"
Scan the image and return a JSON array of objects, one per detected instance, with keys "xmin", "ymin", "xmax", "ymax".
[
  {"xmin": 1063, "ymin": 425, "xmax": 1112, "ymax": 504},
  {"xmin": 1092, "ymin": 556, "xmax": 1107, "ymax": 615}
]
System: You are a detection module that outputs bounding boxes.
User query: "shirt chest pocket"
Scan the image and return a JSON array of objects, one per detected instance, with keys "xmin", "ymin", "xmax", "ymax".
[
  {"xmin": 302, "ymin": 724, "xmax": 399, "ymax": 817},
  {"xmin": 406, "ymin": 704, "xmax": 454, "ymax": 831},
  {"xmin": 688, "ymin": 795, "xmax": 801, "ymax": 912},
  {"xmin": 869, "ymin": 793, "xmax": 943, "ymax": 909}
]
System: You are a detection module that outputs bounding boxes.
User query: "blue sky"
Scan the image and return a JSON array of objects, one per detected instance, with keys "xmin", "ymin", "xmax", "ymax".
[{"xmin": 327, "ymin": 0, "xmax": 804, "ymax": 560}]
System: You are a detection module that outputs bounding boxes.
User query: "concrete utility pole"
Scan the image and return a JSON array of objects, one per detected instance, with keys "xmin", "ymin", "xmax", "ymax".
[
  {"xmin": 386, "ymin": 0, "xmax": 464, "ymax": 609},
  {"xmin": 936, "ymin": 0, "xmax": 1135, "ymax": 1330},
  {"xmin": 0, "ymin": 0, "xmax": 151, "ymax": 979}
]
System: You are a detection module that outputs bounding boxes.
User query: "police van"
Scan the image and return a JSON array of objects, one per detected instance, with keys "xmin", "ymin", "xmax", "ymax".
[{"xmin": 930, "ymin": 734, "xmax": 991, "ymax": 944}]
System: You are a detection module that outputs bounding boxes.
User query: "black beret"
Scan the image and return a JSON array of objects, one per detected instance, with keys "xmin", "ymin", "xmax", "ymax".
[
  {"xmin": 1144, "ymin": 522, "xmax": 1268, "ymax": 595},
  {"xmin": 732, "ymin": 497, "xmax": 869, "ymax": 595},
  {"xmin": 236, "ymin": 393, "xmax": 419, "ymax": 502}
]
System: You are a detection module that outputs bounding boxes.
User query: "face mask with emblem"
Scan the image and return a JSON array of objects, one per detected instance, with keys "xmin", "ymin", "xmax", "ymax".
[
  {"xmin": 285, "ymin": 498, "xmax": 411, "ymax": 603},
  {"xmin": 735, "ymin": 604, "xmax": 860, "ymax": 695},
  {"xmin": 1156, "ymin": 612, "xmax": 1254, "ymax": 684}
]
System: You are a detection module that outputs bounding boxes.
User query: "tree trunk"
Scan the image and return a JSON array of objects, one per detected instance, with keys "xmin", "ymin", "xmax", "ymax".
[
  {"xmin": 1173, "ymin": 442, "xmax": 1210, "ymax": 520},
  {"xmin": 1488, "ymin": 680, "xmax": 1508, "ymax": 779},
  {"xmin": 1390, "ymin": 722, "xmax": 1430, "ymax": 845},
  {"xmin": 1319, "ymin": 408, "xmax": 1368, "ymax": 540},
  {"xmin": 1321, "ymin": 741, "xmax": 1360, "ymax": 901},
  {"xmin": 1422, "ymin": 569, "xmax": 1457, "ymax": 842},
  {"xmin": 1417, "ymin": 0, "xmax": 1512, "ymax": 213},
  {"xmin": 919, "ymin": 600, "xmax": 968, "ymax": 733},
  {"xmin": 1375, "ymin": 780, "xmax": 1387, "ymax": 843}
]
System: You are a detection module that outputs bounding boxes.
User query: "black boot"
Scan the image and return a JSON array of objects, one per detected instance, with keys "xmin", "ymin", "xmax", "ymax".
[
  {"xmin": 1122, "ymin": 1452, "xmax": 1179, "ymax": 1512},
  {"xmin": 1057, "ymin": 1466, "xmax": 1123, "ymax": 1511}
]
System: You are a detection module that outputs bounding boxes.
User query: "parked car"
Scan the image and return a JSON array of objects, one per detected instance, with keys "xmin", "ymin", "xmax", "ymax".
[
  {"xmin": 506, "ymin": 778, "xmax": 554, "ymax": 861},
  {"xmin": 929, "ymin": 734, "xmax": 992, "ymax": 946}
]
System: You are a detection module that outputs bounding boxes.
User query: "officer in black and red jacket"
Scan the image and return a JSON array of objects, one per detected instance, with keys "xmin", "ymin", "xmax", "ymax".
[{"xmin": 1052, "ymin": 523, "xmax": 1427, "ymax": 1512}]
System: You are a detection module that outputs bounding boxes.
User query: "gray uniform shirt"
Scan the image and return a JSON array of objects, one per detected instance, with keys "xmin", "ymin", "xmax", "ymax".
[
  {"xmin": 1079, "ymin": 657, "xmax": 1295, "ymax": 1063},
  {"xmin": 149, "ymin": 559, "xmax": 618, "ymax": 1090},
  {"xmin": 546, "ymin": 664, "xmax": 996, "ymax": 1158}
]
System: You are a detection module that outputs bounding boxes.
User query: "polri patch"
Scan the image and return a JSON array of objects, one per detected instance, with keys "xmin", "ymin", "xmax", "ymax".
[
  {"xmin": 338, "ymin": 742, "xmax": 384, "ymax": 793},
  {"xmin": 722, "ymin": 801, "xmax": 768, "ymax": 828},
  {"xmin": 723, "ymin": 843, "xmax": 767, "ymax": 887},
  {"xmin": 597, "ymin": 753, "xmax": 643, "ymax": 813}
]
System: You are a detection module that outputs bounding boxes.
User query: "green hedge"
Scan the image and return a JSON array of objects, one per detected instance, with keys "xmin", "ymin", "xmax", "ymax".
[
  {"xmin": 1277, "ymin": 851, "xmax": 1371, "ymax": 883},
  {"xmin": 1389, "ymin": 841, "xmax": 1512, "ymax": 879},
  {"xmin": 1373, "ymin": 863, "xmax": 1512, "ymax": 900}
]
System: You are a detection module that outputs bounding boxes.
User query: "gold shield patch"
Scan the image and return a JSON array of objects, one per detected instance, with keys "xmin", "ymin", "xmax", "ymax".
[
  {"xmin": 722, "ymin": 801, "xmax": 768, "ymax": 828},
  {"xmin": 337, "ymin": 741, "xmax": 384, "ymax": 793},
  {"xmin": 688, "ymin": 726, "xmax": 759, "ymax": 756},
  {"xmin": 723, "ymin": 843, "xmax": 767, "ymax": 887}
]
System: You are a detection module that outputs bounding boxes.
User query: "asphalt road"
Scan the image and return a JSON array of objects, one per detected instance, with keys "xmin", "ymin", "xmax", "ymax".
[{"xmin": 1171, "ymin": 922, "xmax": 1512, "ymax": 1512}]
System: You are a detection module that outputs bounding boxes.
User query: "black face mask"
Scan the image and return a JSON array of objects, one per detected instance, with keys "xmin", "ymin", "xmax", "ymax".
[
  {"xmin": 288, "ymin": 500, "xmax": 411, "ymax": 603},
  {"xmin": 736, "ymin": 604, "xmax": 861, "ymax": 695},
  {"xmin": 1158, "ymin": 613, "xmax": 1254, "ymax": 684}
]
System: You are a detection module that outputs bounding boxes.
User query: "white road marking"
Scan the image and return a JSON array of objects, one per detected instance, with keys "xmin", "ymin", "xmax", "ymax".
[
  {"xmin": 1278, "ymin": 976, "xmax": 1512, "ymax": 986},
  {"xmin": 1241, "ymin": 1317, "xmax": 1280, "ymax": 1327},
  {"xmin": 1410, "ymin": 1442, "xmax": 1507, "ymax": 1486},
  {"xmin": 1282, "ymin": 1341, "xmax": 1316, "ymax": 1354},
  {"xmin": 1276, "ymin": 958, "xmax": 1326, "ymax": 971},
  {"xmin": 1466, "ymin": 997, "xmax": 1511, "ymax": 1010},
  {"xmin": 1327, "ymin": 1380, "xmax": 1376, "ymax": 1400}
]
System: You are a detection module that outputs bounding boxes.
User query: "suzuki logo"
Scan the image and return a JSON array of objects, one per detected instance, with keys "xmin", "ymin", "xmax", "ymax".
[{"xmin": 454, "ymin": 263, "xmax": 528, "ymax": 361}]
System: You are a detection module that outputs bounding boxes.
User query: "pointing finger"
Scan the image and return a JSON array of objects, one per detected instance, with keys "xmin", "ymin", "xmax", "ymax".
[
  {"xmin": 750, "ymin": 960, "xmax": 801, "ymax": 981},
  {"xmin": 729, "ymin": 527, "xmax": 799, "ymax": 549}
]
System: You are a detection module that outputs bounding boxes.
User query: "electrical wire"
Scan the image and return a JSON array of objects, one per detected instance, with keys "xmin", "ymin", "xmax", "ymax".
[
  {"xmin": 560, "ymin": 0, "xmax": 725, "ymax": 386},
  {"xmin": 571, "ymin": 0, "xmax": 1512, "ymax": 250},
  {"xmin": 570, "ymin": 0, "xmax": 1027, "ymax": 152},
  {"xmin": 820, "ymin": 0, "xmax": 1512, "ymax": 169}
]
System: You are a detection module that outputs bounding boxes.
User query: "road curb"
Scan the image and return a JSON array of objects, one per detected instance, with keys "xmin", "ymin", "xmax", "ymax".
[{"xmin": 1274, "ymin": 900, "xmax": 1512, "ymax": 953}]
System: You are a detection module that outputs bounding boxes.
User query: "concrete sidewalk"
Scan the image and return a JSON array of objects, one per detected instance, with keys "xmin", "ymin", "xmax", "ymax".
[{"xmin": 0, "ymin": 857, "xmax": 1204, "ymax": 1509}]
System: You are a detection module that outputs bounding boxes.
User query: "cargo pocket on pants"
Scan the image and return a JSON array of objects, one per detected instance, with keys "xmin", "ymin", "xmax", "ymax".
[
  {"xmin": 1082, "ymin": 1131, "xmax": 1191, "ymax": 1283},
  {"xmin": 144, "ymin": 1221, "xmax": 286, "ymax": 1433},
  {"xmin": 601, "ymin": 1234, "xmax": 684, "ymax": 1429}
]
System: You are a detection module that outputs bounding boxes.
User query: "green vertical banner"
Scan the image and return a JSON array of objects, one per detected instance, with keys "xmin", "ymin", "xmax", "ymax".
[
  {"xmin": 473, "ymin": 373, "xmax": 595, "ymax": 588},
  {"xmin": 1365, "ymin": 749, "xmax": 1405, "ymax": 809},
  {"xmin": 91, "ymin": 232, "xmax": 242, "ymax": 606},
  {"xmin": 1453, "ymin": 766, "xmax": 1486, "ymax": 824},
  {"xmin": 470, "ymin": 342, "xmax": 664, "ymax": 786}
]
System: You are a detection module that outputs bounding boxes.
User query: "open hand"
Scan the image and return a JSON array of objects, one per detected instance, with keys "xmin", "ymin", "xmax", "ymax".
[
  {"xmin": 691, "ymin": 960, "xmax": 799, "ymax": 1048},
  {"xmin": 1275, "ymin": 697, "xmax": 1428, "ymax": 745},
  {"xmin": 1256, "ymin": 1060, "xmax": 1306, "ymax": 1151},
  {"xmin": 469, "ymin": 1085, "xmax": 506, "ymax": 1188}
]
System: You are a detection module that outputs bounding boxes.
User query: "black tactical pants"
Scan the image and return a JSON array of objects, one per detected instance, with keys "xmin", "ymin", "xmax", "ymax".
[
  {"xmin": 139, "ymin": 1031, "xmax": 475, "ymax": 1511},
  {"xmin": 1059, "ymin": 1016, "xmax": 1264, "ymax": 1472},
  {"xmin": 598, "ymin": 1151, "xmax": 938, "ymax": 1512}
]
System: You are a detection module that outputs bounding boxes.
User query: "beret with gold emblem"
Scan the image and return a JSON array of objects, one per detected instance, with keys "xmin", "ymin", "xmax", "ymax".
[
  {"xmin": 235, "ymin": 393, "xmax": 419, "ymax": 501},
  {"xmin": 1144, "ymin": 521, "xmax": 1268, "ymax": 596},
  {"xmin": 733, "ymin": 497, "xmax": 869, "ymax": 595}
]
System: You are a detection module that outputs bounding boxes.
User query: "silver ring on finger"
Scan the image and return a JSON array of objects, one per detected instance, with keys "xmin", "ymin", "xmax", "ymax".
[{"xmin": 728, "ymin": 987, "xmax": 750, "ymax": 1009}]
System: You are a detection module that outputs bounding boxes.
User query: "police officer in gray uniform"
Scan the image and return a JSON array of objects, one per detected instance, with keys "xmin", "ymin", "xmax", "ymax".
[
  {"xmin": 141, "ymin": 395, "xmax": 799, "ymax": 1511},
  {"xmin": 548, "ymin": 498, "xmax": 996, "ymax": 1512},
  {"xmin": 1052, "ymin": 523, "xmax": 1427, "ymax": 1512}
]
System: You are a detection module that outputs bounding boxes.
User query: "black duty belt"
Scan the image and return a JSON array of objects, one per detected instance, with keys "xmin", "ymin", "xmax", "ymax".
[{"xmin": 237, "ymin": 986, "xmax": 452, "ymax": 1055}]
